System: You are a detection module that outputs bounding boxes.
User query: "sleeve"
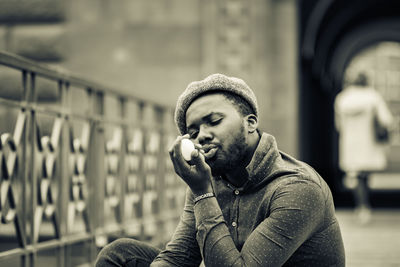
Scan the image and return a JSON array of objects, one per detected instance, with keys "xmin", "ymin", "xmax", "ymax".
[
  {"xmin": 375, "ymin": 91, "xmax": 393, "ymax": 128},
  {"xmin": 151, "ymin": 187, "xmax": 203, "ymax": 267},
  {"xmin": 195, "ymin": 180, "xmax": 326, "ymax": 267}
]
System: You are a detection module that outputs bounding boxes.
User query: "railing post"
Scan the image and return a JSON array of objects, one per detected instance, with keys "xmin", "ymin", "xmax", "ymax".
[
  {"xmin": 28, "ymin": 72, "xmax": 37, "ymax": 267},
  {"xmin": 119, "ymin": 96, "xmax": 127, "ymax": 229},
  {"xmin": 59, "ymin": 80, "xmax": 69, "ymax": 267},
  {"xmin": 21, "ymin": 70, "xmax": 29, "ymax": 267},
  {"xmin": 91, "ymin": 91, "xmax": 106, "ymax": 239}
]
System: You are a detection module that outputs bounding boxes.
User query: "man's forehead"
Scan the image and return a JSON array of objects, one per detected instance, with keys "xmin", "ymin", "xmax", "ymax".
[{"xmin": 185, "ymin": 94, "xmax": 235, "ymax": 125}]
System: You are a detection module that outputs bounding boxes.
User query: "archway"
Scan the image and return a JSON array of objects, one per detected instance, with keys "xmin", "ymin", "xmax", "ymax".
[{"xmin": 299, "ymin": 0, "xmax": 400, "ymax": 206}]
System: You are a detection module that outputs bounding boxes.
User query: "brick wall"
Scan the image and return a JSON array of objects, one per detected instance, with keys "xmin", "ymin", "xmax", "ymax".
[{"xmin": 0, "ymin": 0, "xmax": 300, "ymax": 157}]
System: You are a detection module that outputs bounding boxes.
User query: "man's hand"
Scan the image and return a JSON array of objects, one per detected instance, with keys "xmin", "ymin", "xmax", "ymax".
[{"xmin": 169, "ymin": 135, "xmax": 213, "ymax": 195}]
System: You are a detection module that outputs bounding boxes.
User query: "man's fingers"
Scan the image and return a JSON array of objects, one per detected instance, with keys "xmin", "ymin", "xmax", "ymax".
[
  {"xmin": 194, "ymin": 143, "xmax": 203, "ymax": 150},
  {"xmin": 168, "ymin": 134, "xmax": 193, "ymax": 175},
  {"xmin": 167, "ymin": 134, "xmax": 212, "ymax": 184},
  {"xmin": 168, "ymin": 134, "xmax": 189, "ymax": 154},
  {"xmin": 190, "ymin": 149, "xmax": 209, "ymax": 173}
]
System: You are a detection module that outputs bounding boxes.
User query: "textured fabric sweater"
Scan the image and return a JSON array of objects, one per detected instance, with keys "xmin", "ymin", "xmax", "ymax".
[{"xmin": 152, "ymin": 133, "xmax": 345, "ymax": 266}]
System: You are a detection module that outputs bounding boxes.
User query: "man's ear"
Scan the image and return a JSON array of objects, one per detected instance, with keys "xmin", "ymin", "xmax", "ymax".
[{"xmin": 245, "ymin": 114, "xmax": 258, "ymax": 133}]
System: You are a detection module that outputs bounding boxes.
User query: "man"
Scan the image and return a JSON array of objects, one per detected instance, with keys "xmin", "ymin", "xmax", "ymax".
[
  {"xmin": 96, "ymin": 73, "xmax": 345, "ymax": 266},
  {"xmin": 335, "ymin": 71, "xmax": 393, "ymax": 224}
]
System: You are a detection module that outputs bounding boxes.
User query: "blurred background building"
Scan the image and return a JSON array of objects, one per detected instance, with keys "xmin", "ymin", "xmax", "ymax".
[{"xmin": 0, "ymin": 0, "xmax": 399, "ymax": 266}]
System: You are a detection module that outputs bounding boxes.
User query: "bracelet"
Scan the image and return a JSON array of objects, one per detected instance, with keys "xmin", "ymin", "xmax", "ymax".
[{"xmin": 194, "ymin": 192, "xmax": 215, "ymax": 203}]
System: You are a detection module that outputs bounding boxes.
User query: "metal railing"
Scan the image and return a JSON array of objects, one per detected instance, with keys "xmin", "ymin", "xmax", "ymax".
[{"xmin": 0, "ymin": 51, "xmax": 185, "ymax": 267}]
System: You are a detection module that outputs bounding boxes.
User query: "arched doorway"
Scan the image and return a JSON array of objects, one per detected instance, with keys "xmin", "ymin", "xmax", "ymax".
[{"xmin": 299, "ymin": 0, "xmax": 400, "ymax": 206}]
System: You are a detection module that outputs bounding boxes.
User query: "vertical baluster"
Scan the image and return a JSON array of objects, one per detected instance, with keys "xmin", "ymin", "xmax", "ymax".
[
  {"xmin": 138, "ymin": 101, "xmax": 145, "ymax": 241},
  {"xmin": 155, "ymin": 107, "xmax": 167, "ymax": 245},
  {"xmin": 129, "ymin": 100, "xmax": 145, "ymax": 238},
  {"xmin": 29, "ymin": 71, "xmax": 38, "ymax": 265},
  {"xmin": 119, "ymin": 97, "xmax": 126, "ymax": 229},
  {"xmin": 58, "ymin": 80, "xmax": 68, "ymax": 267},
  {"xmin": 21, "ymin": 70, "xmax": 29, "ymax": 267},
  {"xmin": 91, "ymin": 91, "xmax": 108, "ymax": 249},
  {"xmin": 159, "ymin": 108, "xmax": 173, "ymax": 242},
  {"xmin": 141, "ymin": 104, "xmax": 160, "ymax": 240},
  {"xmin": 103, "ymin": 94, "xmax": 124, "ymax": 227}
]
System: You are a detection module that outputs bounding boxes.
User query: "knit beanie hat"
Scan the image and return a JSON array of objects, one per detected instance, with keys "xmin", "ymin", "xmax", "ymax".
[{"xmin": 174, "ymin": 73, "xmax": 258, "ymax": 134}]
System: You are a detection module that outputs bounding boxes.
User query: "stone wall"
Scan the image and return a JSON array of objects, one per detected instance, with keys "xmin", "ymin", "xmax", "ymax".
[
  {"xmin": 0, "ymin": 0, "xmax": 300, "ymax": 157},
  {"xmin": 266, "ymin": 0, "xmax": 299, "ymax": 156},
  {"xmin": 63, "ymin": 0, "xmax": 202, "ymax": 106}
]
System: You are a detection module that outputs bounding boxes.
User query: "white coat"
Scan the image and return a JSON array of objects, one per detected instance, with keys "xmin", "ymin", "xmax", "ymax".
[{"xmin": 334, "ymin": 86, "xmax": 393, "ymax": 172}]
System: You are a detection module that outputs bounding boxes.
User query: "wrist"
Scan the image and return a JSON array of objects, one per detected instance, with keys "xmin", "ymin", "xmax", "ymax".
[
  {"xmin": 192, "ymin": 185, "xmax": 213, "ymax": 197},
  {"xmin": 193, "ymin": 192, "xmax": 215, "ymax": 204}
]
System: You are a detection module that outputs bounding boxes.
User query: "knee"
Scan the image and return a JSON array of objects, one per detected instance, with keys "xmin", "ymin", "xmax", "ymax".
[
  {"xmin": 103, "ymin": 238, "xmax": 142, "ymax": 252},
  {"xmin": 96, "ymin": 238, "xmax": 140, "ymax": 266}
]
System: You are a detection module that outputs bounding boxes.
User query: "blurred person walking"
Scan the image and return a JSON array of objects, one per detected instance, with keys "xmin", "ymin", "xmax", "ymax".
[{"xmin": 334, "ymin": 71, "xmax": 393, "ymax": 224}]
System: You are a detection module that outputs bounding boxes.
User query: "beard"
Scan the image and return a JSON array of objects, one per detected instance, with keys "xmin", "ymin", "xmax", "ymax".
[{"xmin": 208, "ymin": 125, "xmax": 247, "ymax": 177}]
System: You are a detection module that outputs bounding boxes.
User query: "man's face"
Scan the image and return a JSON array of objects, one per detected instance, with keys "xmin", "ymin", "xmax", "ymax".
[{"xmin": 185, "ymin": 93, "xmax": 248, "ymax": 176}]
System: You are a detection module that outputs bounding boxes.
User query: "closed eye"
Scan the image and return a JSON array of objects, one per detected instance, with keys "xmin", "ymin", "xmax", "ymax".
[
  {"xmin": 186, "ymin": 113, "xmax": 224, "ymax": 139},
  {"xmin": 209, "ymin": 118, "xmax": 222, "ymax": 126},
  {"xmin": 188, "ymin": 130, "xmax": 198, "ymax": 139}
]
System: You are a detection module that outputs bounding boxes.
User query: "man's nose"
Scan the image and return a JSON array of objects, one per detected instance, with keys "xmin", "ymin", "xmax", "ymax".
[{"xmin": 197, "ymin": 125, "xmax": 213, "ymax": 144}]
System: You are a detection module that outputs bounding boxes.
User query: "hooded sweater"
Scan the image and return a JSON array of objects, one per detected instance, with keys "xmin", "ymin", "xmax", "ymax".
[{"xmin": 153, "ymin": 133, "xmax": 345, "ymax": 266}]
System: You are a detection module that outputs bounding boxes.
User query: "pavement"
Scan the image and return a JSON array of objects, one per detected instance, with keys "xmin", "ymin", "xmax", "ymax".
[{"xmin": 336, "ymin": 208, "xmax": 400, "ymax": 266}]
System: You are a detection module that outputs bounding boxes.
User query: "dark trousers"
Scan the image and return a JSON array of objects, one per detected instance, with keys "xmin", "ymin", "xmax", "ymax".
[
  {"xmin": 355, "ymin": 172, "xmax": 370, "ymax": 209},
  {"xmin": 95, "ymin": 238, "xmax": 161, "ymax": 267}
]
